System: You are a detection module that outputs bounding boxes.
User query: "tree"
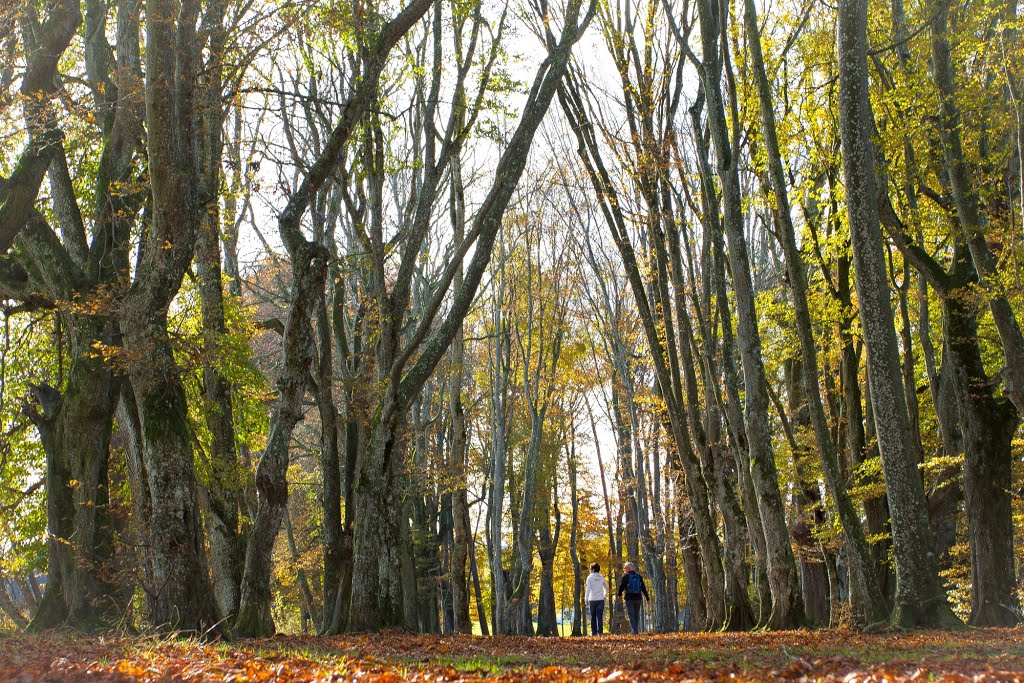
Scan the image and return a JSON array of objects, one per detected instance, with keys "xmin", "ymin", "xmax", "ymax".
[
  {"xmin": 835, "ymin": 0, "xmax": 960, "ymax": 628},
  {"xmin": 741, "ymin": 0, "xmax": 887, "ymax": 625}
]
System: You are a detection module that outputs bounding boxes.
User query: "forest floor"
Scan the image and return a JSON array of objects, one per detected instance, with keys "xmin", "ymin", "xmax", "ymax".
[{"xmin": 1, "ymin": 628, "xmax": 1022, "ymax": 682}]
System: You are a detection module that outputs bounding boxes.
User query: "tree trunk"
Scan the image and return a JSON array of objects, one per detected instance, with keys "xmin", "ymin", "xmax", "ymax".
[
  {"xmin": 694, "ymin": 0, "xmax": 803, "ymax": 621},
  {"xmin": 448, "ymin": 152, "xmax": 472, "ymax": 634},
  {"xmin": 315, "ymin": 285, "xmax": 343, "ymax": 632},
  {"xmin": 26, "ymin": 327, "xmax": 120, "ymax": 631},
  {"xmin": 346, "ymin": 399, "xmax": 411, "ymax": 631},
  {"xmin": 468, "ymin": 529, "xmax": 489, "ymax": 636},
  {"xmin": 689, "ymin": 93, "xmax": 772, "ymax": 627},
  {"xmin": 925, "ymin": 2, "xmax": 1021, "ymax": 627},
  {"xmin": 743, "ymin": 0, "xmax": 887, "ymax": 625},
  {"xmin": 678, "ymin": 513, "xmax": 706, "ymax": 631},
  {"xmin": 929, "ymin": 3, "xmax": 1024, "ymax": 419},
  {"xmin": 120, "ymin": 0, "xmax": 221, "ymax": 632},
  {"xmin": 235, "ymin": 242, "xmax": 327, "ymax": 636},
  {"xmin": 836, "ymin": 0, "xmax": 959, "ymax": 627},
  {"xmin": 568, "ymin": 437, "xmax": 584, "ymax": 637},
  {"xmin": 536, "ymin": 481, "xmax": 559, "ymax": 637},
  {"xmin": 668, "ymin": 216, "xmax": 754, "ymax": 631},
  {"xmin": 196, "ymin": 215, "xmax": 244, "ymax": 624},
  {"xmin": 941, "ymin": 246, "xmax": 1020, "ymax": 626},
  {"xmin": 119, "ymin": 317, "xmax": 221, "ymax": 632},
  {"xmin": 194, "ymin": 0, "xmax": 242, "ymax": 624}
]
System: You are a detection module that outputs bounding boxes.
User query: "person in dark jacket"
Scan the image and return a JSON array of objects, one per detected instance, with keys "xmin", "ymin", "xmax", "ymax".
[{"xmin": 617, "ymin": 562, "xmax": 650, "ymax": 634}]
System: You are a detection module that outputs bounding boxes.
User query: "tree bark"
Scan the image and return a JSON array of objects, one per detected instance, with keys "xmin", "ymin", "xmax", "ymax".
[
  {"xmin": 694, "ymin": 0, "xmax": 803, "ymax": 627},
  {"xmin": 25, "ymin": 343, "xmax": 119, "ymax": 631},
  {"xmin": 448, "ymin": 151, "xmax": 472, "ymax": 634},
  {"xmin": 743, "ymin": 0, "xmax": 887, "ymax": 625},
  {"xmin": 835, "ymin": 0, "xmax": 960, "ymax": 626},
  {"xmin": 568, "ymin": 437, "xmax": 584, "ymax": 637},
  {"xmin": 941, "ymin": 246, "xmax": 1020, "ymax": 625}
]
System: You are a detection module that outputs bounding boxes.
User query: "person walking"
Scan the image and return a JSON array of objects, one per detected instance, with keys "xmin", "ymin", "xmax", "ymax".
[
  {"xmin": 617, "ymin": 562, "xmax": 650, "ymax": 634},
  {"xmin": 584, "ymin": 562, "xmax": 608, "ymax": 635}
]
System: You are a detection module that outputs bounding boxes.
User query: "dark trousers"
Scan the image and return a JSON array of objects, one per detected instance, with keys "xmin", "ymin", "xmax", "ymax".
[
  {"xmin": 588, "ymin": 600, "xmax": 605, "ymax": 635},
  {"xmin": 625, "ymin": 598, "xmax": 642, "ymax": 634}
]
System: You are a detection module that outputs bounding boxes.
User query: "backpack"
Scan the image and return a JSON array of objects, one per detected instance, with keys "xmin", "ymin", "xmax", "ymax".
[{"xmin": 626, "ymin": 571, "xmax": 642, "ymax": 595}]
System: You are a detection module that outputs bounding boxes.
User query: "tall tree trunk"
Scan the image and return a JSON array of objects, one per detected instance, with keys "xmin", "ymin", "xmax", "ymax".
[
  {"xmin": 590, "ymin": 399, "xmax": 622, "ymax": 634},
  {"xmin": 688, "ymin": 124, "xmax": 772, "ymax": 623},
  {"xmin": 927, "ymin": 2, "xmax": 1022, "ymax": 627},
  {"xmin": 196, "ymin": 209, "xmax": 244, "ymax": 625},
  {"xmin": 194, "ymin": 0, "xmax": 242, "ymax": 625},
  {"xmin": 835, "ymin": 0, "xmax": 959, "ymax": 626},
  {"xmin": 346, "ymin": 396, "xmax": 413, "ymax": 631},
  {"xmin": 487, "ymin": 236, "xmax": 511, "ymax": 635},
  {"xmin": 784, "ymin": 360, "xmax": 831, "ymax": 627},
  {"xmin": 668, "ymin": 215, "xmax": 754, "ymax": 630},
  {"xmin": 448, "ymin": 151, "xmax": 472, "ymax": 634},
  {"xmin": 742, "ymin": 0, "xmax": 887, "ymax": 625},
  {"xmin": 568, "ymin": 436, "xmax": 584, "ymax": 637},
  {"xmin": 315, "ymin": 284, "xmax": 343, "ymax": 632},
  {"xmin": 236, "ymin": 244, "xmax": 327, "ymax": 636},
  {"xmin": 694, "ymin": 0, "xmax": 803, "ymax": 623},
  {"xmin": 119, "ymin": 0, "xmax": 222, "ymax": 632},
  {"xmin": 23, "ymin": 0, "xmax": 141, "ymax": 633}
]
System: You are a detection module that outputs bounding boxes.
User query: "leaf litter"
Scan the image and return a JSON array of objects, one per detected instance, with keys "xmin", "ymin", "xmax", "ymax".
[{"xmin": 1, "ymin": 629, "xmax": 1022, "ymax": 682}]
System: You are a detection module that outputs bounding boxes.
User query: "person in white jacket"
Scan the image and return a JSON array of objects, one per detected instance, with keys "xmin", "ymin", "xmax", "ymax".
[{"xmin": 584, "ymin": 562, "xmax": 609, "ymax": 635}]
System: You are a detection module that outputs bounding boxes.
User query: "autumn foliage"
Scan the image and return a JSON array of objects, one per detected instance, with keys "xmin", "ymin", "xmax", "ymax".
[{"xmin": 2, "ymin": 630, "xmax": 1023, "ymax": 683}]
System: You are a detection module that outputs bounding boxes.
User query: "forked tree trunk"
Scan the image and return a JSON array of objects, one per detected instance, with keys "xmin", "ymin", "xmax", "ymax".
[
  {"xmin": 345, "ymin": 2, "xmax": 595, "ymax": 631},
  {"xmin": 236, "ymin": 0, "xmax": 437, "ymax": 635},
  {"xmin": 119, "ymin": 0, "xmax": 222, "ymax": 633},
  {"xmin": 21, "ymin": 0, "xmax": 140, "ymax": 633},
  {"xmin": 927, "ymin": 3, "xmax": 1022, "ymax": 627}
]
